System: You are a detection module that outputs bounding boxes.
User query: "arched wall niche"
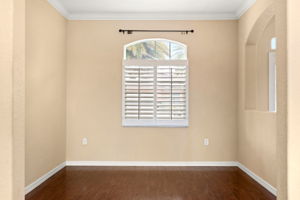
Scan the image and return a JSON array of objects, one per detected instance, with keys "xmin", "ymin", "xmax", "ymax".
[{"xmin": 245, "ymin": 5, "xmax": 276, "ymax": 111}]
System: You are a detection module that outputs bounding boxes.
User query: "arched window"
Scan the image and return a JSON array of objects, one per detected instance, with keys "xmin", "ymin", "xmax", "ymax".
[
  {"xmin": 270, "ymin": 37, "xmax": 277, "ymax": 50},
  {"xmin": 122, "ymin": 39, "xmax": 188, "ymax": 127},
  {"xmin": 125, "ymin": 39, "xmax": 187, "ymax": 60}
]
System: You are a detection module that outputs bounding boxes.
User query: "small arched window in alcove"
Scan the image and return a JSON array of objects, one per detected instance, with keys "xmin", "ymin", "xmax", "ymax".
[
  {"xmin": 123, "ymin": 39, "xmax": 188, "ymax": 127},
  {"xmin": 270, "ymin": 37, "xmax": 277, "ymax": 50}
]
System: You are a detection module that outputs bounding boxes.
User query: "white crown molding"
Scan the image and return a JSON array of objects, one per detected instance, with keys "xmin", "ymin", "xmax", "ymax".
[
  {"xmin": 68, "ymin": 12, "xmax": 238, "ymax": 20},
  {"xmin": 25, "ymin": 162, "xmax": 66, "ymax": 195},
  {"xmin": 235, "ymin": 0, "xmax": 256, "ymax": 18},
  {"xmin": 46, "ymin": 0, "xmax": 257, "ymax": 20},
  {"xmin": 47, "ymin": 0, "xmax": 69, "ymax": 19},
  {"xmin": 237, "ymin": 163, "xmax": 277, "ymax": 196}
]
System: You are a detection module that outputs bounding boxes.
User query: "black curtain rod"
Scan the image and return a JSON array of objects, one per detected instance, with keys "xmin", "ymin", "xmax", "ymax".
[{"xmin": 119, "ymin": 29, "xmax": 194, "ymax": 34}]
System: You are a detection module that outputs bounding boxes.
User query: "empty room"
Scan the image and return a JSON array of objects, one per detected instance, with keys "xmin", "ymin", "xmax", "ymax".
[{"xmin": 1, "ymin": 0, "xmax": 300, "ymax": 199}]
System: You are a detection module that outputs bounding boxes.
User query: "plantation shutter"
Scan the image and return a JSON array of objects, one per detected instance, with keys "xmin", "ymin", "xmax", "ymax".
[{"xmin": 123, "ymin": 63, "xmax": 188, "ymax": 127}]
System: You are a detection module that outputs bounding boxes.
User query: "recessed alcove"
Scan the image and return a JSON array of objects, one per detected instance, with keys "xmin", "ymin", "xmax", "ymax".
[{"xmin": 245, "ymin": 7, "xmax": 276, "ymax": 112}]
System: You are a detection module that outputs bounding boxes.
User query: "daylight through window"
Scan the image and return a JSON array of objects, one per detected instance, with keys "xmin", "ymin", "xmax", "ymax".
[{"xmin": 123, "ymin": 39, "xmax": 188, "ymax": 127}]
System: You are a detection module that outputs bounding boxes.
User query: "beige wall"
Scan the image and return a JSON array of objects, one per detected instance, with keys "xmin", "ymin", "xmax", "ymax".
[
  {"xmin": 13, "ymin": 0, "xmax": 26, "ymax": 198},
  {"xmin": 287, "ymin": 0, "xmax": 300, "ymax": 198},
  {"xmin": 256, "ymin": 18, "xmax": 275, "ymax": 111},
  {"xmin": 25, "ymin": 0, "xmax": 67, "ymax": 186},
  {"xmin": 0, "ymin": 0, "xmax": 15, "ymax": 198},
  {"xmin": 275, "ymin": 0, "xmax": 288, "ymax": 198},
  {"xmin": 238, "ymin": 0, "xmax": 277, "ymax": 187},
  {"xmin": 66, "ymin": 20, "xmax": 238, "ymax": 162},
  {"xmin": 0, "ymin": 0, "xmax": 25, "ymax": 199}
]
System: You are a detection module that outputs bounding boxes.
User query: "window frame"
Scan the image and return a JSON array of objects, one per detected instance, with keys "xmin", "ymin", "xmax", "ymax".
[
  {"xmin": 268, "ymin": 37, "xmax": 277, "ymax": 113},
  {"xmin": 269, "ymin": 53, "xmax": 277, "ymax": 113},
  {"xmin": 122, "ymin": 39, "xmax": 189, "ymax": 127}
]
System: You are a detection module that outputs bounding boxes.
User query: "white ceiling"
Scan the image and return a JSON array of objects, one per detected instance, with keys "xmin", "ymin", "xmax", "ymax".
[{"xmin": 48, "ymin": 0, "xmax": 256, "ymax": 20}]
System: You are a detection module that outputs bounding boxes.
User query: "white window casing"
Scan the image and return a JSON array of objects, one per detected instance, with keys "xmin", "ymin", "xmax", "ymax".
[
  {"xmin": 269, "ymin": 51, "xmax": 277, "ymax": 112},
  {"xmin": 122, "ymin": 39, "xmax": 189, "ymax": 127}
]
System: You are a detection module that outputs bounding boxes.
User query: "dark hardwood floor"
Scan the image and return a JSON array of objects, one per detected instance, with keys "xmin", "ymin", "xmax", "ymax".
[{"xmin": 26, "ymin": 166, "xmax": 276, "ymax": 200}]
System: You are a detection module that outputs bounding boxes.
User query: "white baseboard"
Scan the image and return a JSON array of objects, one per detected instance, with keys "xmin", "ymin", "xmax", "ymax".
[
  {"xmin": 25, "ymin": 161, "xmax": 277, "ymax": 197},
  {"xmin": 66, "ymin": 161, "xmax": 239, "ymax": 167},
  {"xmin": 237, "ymin": 163, "xmax": 277, "ymax": 196},
  {"xmin": 25, "ymin": 162, "xmax": 66, "ymax": 195}
]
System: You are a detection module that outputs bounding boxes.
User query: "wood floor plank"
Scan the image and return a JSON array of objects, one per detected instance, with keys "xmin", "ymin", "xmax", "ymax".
[{"xmin": 26, "ymin": 166, "xmax": 276, "ymax": 200}]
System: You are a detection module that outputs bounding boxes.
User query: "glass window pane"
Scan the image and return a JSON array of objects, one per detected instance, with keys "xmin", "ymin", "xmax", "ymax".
[
  {"xmin": 170, "ymin": 42, "xmax": 186, "ymax": 60},
  {"xmin": 126, "ymin": 41, "xmax": 156, "ymax": 59},
  {"xmin": 155, "ymin": 40, "xmax": 170, "ymax": 60},
  {"xmin": 126, "ymin": 39, "xmax": 186, "ymax": 60},
  {"xmin": 271, "ymin": 37, "xmax": 277, "ymax": 50}
]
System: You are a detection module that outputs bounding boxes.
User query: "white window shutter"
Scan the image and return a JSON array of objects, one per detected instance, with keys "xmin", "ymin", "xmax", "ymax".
[
  {"xmin": 123, "ymin": 63, "xmax": 188, "ymax": 127},
  {"xmin": 124, "ymin": 66, "xmax": 155, "ymax": 120},
  {"xmin": 156, "ymin": 66, "xmax": 187, "ymax": 120}
]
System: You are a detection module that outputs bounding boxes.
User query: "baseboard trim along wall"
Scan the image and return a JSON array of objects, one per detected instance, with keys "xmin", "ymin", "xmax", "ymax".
[
  {"xmin": 237, "ymin": 163, "xmax": 277, "ymax": 196},
  {"xmin": 65, "ymin": 161, "xmax": 239, "ymax": 167},
  {"xmin": 25, "ymin": 161, "xmax": 277, "ymax": 196},
  {"xmin": 25, "ymin": 162, "xmax": 66, "ymax": 195}
]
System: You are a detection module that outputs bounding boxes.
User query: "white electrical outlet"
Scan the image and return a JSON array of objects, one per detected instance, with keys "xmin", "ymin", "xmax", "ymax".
[
  {"xmin": 204, "ymin": 138, "xmax": 209, "ymax": 146},
  {"xmin": 82, "ymin": 137, "xmax": 88, "ymax": 145}
]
